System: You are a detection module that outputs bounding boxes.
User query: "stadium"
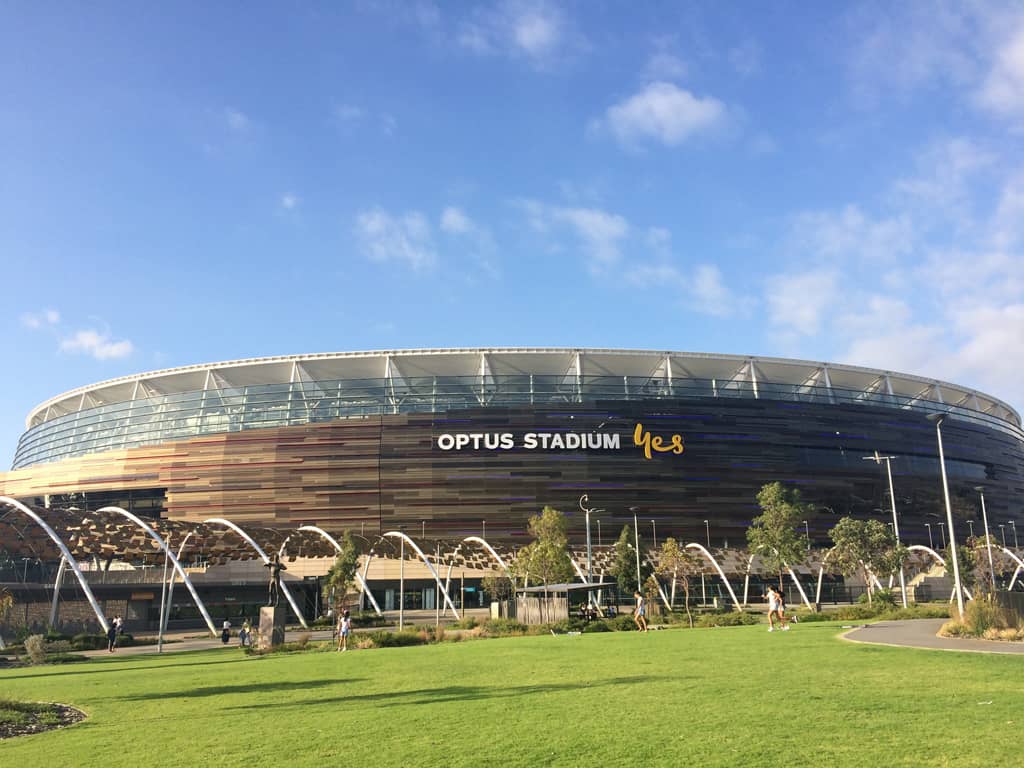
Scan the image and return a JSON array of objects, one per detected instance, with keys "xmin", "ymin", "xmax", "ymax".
[{"xmin": 2, "ymin": 348, "xmax": 1023, "ymax": 634}]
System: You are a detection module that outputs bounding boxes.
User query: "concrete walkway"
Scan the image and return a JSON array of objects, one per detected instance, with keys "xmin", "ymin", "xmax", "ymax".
[{"xmin": 843, "ymin": 619, "xmax": 1024, "ymax": 655}]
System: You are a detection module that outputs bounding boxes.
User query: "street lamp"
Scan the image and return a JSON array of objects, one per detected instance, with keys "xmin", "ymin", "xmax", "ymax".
[
  {"xmin": 925, "ymin": 523, "xmax": 933, "ymax": 549},
  {"xmin": 630, "ymin": 506, "xmax": 641, "ymax": 589},
  {"xmin": 703, "ymin": 519, "xmax": 710, "ymax": 550},
  {"xmin": 579, "ymin": 495, "xmax": 604, "ymax": 590},
  {"xmin": 999, "ymin": 524, "xmax": 1007, "ymax": 548},
  {"xmin": 1010, "ymin": 521, "xmax": 1019, "ymax": 549},
  {"xmin": 926, "ymin": 413, "xmax": 965, "ymax": 619},
  {"xmin": 937, "ymin": 521, "xmax": 946, "ymax": 549},
  {"xmin": 967, "ymin": 520, "xmax": 975, "ymax": 539},
  {"xmin": 861, "ymin": 450, "xmax": 907, "ymax": 606},
  {"xmin": 421, "ymin": 520, "xmax": 425, "ymax": 539},
  {"xmin": 482, "ymin": 519, "xmax": 486, "ymax": 540},
  {"xmin": 973, "ymin": 487, "xmax": 996, "ymax": 594},
  {"xmin": 596, "ymin": 519, "xmax": 602, "ymax": 548},
  {"xmin": 651, "ymin": 520, "xmax": 657, "ymax": 549}
]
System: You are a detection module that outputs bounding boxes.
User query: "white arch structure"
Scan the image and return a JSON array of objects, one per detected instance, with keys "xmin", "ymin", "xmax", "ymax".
[
  {"xmin": 296, "ymin": 525, "xmax": 382, "ymax": 616},
  {"xmin": 0, "ymin": 496, "xmax": 109, "ymax": 633},
  {"xmin": 382, "ymin": 531, "xmax": 460, "ymax": 619},
  {"xmin": 685, "ymin": 543, "xmax": 743, "ymax": 611},
  {"xmin": 976, "ymin": 543, "xmax": 1024, "ymax": 592},
  {"xmin": 902, "ymin": 545, "xmax": 975, "ymax": 602},
  {"xmin": 813, "ymin": 547, "xmax": 889, "ymax": 606},
  {"xmin": 462, "ymin": 536, "xmax": 514, "ymax": 581},
  {"xmin": 742, "ymin": 548, "xmax": 813, "ymax": 610},
  {"xmin": 98, "ymin": 506, "xmax": 217, "ymax": 637},
  {"xmin": 163, "ymin": 530, "xmax": 196, "ymax": 636},
  {"xmin": 203, "ymin": 518, "xmax": 308, "ymax": 628}
]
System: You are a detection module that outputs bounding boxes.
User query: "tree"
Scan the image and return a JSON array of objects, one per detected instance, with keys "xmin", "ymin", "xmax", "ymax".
[
  {"xmin": 828, "ymin": 517, "xmax": 906, "ymax": 603},
  {"xmin": 481, "ymin": 573, "xmax": 514, "ymax": 602},
  {"xmin": 747, "ymin": 482, "xmax": 810, "ymax": 590},
  {"xmin": 322, "ymin": 531, "xmax": 360, "ymax": 614},
  {"xmin": 656, "ymin": 538, "xmax": 699, "ymax": 627},
  {"xmin": 0, "ymin": 586, "xmax": 12, "ymax": 649},
  {"xmin": 512, "ymin": 506, "xmax": 574, "ymax": 623},
  {"xmin": 608, "ymin": 525, "xmax": 640, "ymax": 596}
]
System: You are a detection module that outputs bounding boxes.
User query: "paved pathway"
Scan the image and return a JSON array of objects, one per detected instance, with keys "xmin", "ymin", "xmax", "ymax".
[{"xmin": 843, "ymin": 619, "xmax": 1024, "ymax": 655}]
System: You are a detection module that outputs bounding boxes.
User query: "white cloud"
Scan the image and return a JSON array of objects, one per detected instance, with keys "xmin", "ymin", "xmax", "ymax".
[
  {"xmin": 224, "ymin": 108, "xmax": 251, "ymax": 133},
  {"xmin": 626, "ymin": 261, "xmax": 748, "ymax": 318},
  {"xmin": 597, "ymin": 82, "xmax": 727, "ymax": 148},
  {"xmin": 458, "ymin": 1, "xmax": 567, "ymax": 64},
  {"xmin": 281, "ymin": 194, "xmax": 299, "ymax": 210},
  {"xmin": 21, "ymin": 309, "xmax": 60, "ymax": 329},
  {"xmin": 355, "ymin": 208, "xmax": 436, "ymax": 270},
  {"xmin": 552, "ymin": 206, "xmax": 629, "ymax": 268},
  {"xmin": 645, "ymin": 51, "xmax": 687, "ymax": 81},
  {"xmin": 334, "ymin": 104, "xmax": 366, "ymax": 123},
  {"xmin": 728, "ymin": 41, "xmax": 761, "ymax": 77},
  {"xmin": 977, "ymin": 24, "xmax": 1024, "ymax": 119},
  {"xmin": 765, "ymin": 270, "xmax": 839, "ymax": 335},
  {"xmin": 790, "ymin": 205, "xmax": 915, "ymax": 264},
  {"xmin": 440, "ymin": 206, "xmax": 472, "ymax": 234},
  {"xmin": 60, "ymin": 329, "xmax": 134, "ymax": 360}
]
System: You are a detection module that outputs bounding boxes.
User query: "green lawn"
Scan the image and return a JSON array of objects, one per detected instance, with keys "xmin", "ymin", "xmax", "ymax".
[{"xmin": 1, "ymin": 623, "xmax": 1021, "ymax": 767}]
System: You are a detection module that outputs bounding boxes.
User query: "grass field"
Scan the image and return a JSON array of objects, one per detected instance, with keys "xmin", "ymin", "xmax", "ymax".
[{"xmin": 1, "ymin": 622, "xmax": 1021, "ymax": 767}]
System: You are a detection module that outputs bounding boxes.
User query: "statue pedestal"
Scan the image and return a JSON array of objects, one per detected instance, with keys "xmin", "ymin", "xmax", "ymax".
[{"xmin": 258, "ymin": 603, "xmax": 286, "ymax": 649}]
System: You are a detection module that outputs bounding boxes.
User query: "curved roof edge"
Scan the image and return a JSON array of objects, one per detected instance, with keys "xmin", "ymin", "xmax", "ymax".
[{"xmin": 26, "ymin": 347, "xmax": 1021, "ymax": 429}]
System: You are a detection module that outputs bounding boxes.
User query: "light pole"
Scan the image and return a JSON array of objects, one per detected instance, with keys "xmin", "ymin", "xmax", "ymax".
[
  {"xmin": 1010, "ymin": 521, "xmax": 1019, "ymax": 549},
  {"xmin": 399, "ymin": 533, "xmax": 405, "ymax": 631},
  {"xmin": 999, "ymin": 524, "xmax": 1007, "ymax": 548},
  {"xmin": 967, "ymin": 520, "xmax": 975, "ymax": 539},
  {"xmin": 651, "ymin": 520, "xmax": 657, "ymax": 549},
  {"xmin": 421, "ymin": 520, "xmax": 425, "ymax": 539},
  {"xmin": 937, "ymin": 521, "xmax": 946, "ymax": 549},
  {"xmin": 862, "ymin": 451, "xmax": 907, "ymax": 607},
  {"xmin": 482, "ymin": 519, "xmax": 486, "ymax": 540},
  {"xmin": 926, "ymin": 413, "xmax": 964, "ymax": 619},
  {"xmin": 597, "ymin": 519, "xmax": 602, "ymax": 548},
  {"xmin": 973, "ymin": 487, "xmax": 996, "ymax": 594},
  {"xmin": 579, "ymin": 495, "xmax": 603, "ymax": 589},
  {"xmin": 925, "ymin": 523, "xmax": 933, "ymax": 549},
  {"xmin": 630, "ymin": 506, "xmax": 641, "ymax": 589},
  {"xmin": 703, "ymin": 519, "xmax": 710, "ymax": 549}
]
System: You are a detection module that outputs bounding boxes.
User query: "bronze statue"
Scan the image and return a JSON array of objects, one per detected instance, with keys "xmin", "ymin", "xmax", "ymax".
[{"xmin": 265, "ymin": 552, "xmax": 287, "ymax": 606}]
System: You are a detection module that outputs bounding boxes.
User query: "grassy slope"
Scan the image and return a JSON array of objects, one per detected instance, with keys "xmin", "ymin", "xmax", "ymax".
[{"xmin": 1, "ymin": 623, "xmax": 1021, "ymax": 767}]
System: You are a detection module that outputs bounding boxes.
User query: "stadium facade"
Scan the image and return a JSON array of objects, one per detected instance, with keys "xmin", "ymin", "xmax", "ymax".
[{"xmin": 4, "ymin": 348, "xmax": 1023, "ymax": 549}]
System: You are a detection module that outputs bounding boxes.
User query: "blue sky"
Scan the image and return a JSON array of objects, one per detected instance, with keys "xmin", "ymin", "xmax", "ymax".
[{"xmin": 3, "ymin": 1, "xmax": 1024, "ymax": 467}]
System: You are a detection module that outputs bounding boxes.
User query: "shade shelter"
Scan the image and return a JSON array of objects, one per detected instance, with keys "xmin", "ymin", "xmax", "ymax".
[{"xmin": 515, "ymin": 582, "xmax": 616, "ymax": 625}]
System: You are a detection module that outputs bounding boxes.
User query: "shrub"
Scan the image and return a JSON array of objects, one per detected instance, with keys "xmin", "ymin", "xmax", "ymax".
[
  {"xmin": 452, "ymin": 616, "xmax": 479, "ymax": 630},
  {"xmin": 610, "ymin": 615, "xmax": 638, "ymax": 632},
  {"xmin": 71, "ymin": 633, "xmax": 107, "ymax": 651},
  {"xmin": 24, "ymin": 635, "xmax": 47, "ymax": 665},
  {"xmin": 962, "ymin": 599, "xmax": 1012, "ymax": 635},
  {"xmin": 939, "ymin": 620, "xmax": 966, "ymax": 637},
  {"xmin": 581, "ymin": 621, "xmax": 611, "ymax": 633},
  {"xmin": 857, "ymin": 589, "xmax": 897, "ymax": 607},
  {"xmin": 480, "ymin": 618, "xmax": 527, "ymax": 637},
  {"xmin": 695, "ymin": 611, "xmax": 760, "ymax": 628},
  {"xmin": 366, "ymin": 630, "xmax": 427, "ymax": 648},
  {"xmin": 45, "ymin": 653, "xmax": 88, "ymax": 664}
]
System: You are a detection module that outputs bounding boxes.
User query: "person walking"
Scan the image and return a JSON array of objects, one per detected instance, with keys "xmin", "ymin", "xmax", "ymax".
[
  {"xmin": 765, "ymin": 586, "xmax": 789, "ymax": 632},
  {"xmin": 106, "ymin": 618, "xmax": 118, "ymax": 653},
  {"xmin": 337, "ymin": 609, "xmax": 352, "ymax": 652},
  {"xmin": 633, "ymin": 591, "xmax": 648, "ymax": 633}
]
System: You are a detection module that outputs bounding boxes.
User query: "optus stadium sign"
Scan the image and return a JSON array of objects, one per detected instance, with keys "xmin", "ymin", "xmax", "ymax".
[{"xmin": 435, "ymin": 423, "xmax": 685, "ymax": 460}]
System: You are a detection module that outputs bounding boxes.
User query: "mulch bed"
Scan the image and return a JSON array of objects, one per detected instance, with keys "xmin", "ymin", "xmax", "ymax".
[{"xmin": 0, "ymin": 703, "xmax": 86, "ymax": 740}]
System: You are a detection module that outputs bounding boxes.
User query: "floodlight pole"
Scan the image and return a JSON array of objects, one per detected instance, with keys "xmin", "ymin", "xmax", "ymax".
[
  {"xmin": 158, "ymin": 532, "xmax": 171, "ymax": 653},
  {"xmin": 631, "ymin": 507, "xmax": 641, "ymax": 589},
  {"xmin": 974, "ymin": 487, "xmax": 997, "ymax": 594},
  {"xmin": 927, "ymin": 414, "xmax": 964, "ymax": 619},
  {"xmin": 399, "ymin": 535, "xmax": 405, "ymax": 631},
  {"xmin": 862, "ymin": 452, "xmax": 908, "ymax": 608},
  {"xmin": 1011, "ymin": 521, "xmax": 1019, "ymax": 549}
]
